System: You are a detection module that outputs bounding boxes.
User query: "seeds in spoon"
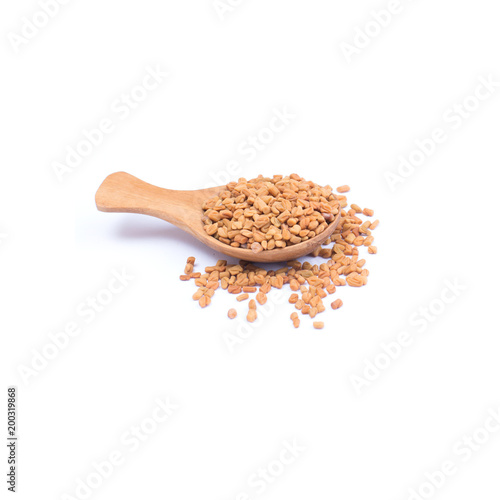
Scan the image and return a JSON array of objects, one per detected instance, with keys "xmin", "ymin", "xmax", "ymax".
[{"xmin": 201, "ymin": 174, "xmax": 340, "ymax": 252}]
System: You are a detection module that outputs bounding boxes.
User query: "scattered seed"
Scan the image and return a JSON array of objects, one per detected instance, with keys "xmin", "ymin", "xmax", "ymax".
[
  {"xmin": 336, "ymin": 185, "xmax": 350, "ymax": 193},
  {"xmin": 247, "ymin": 309, "xmax": 257, "ymax": 323},
  {"xmin": 313, "ymin": 322, "xmax": 324, "ymax": 329},
  {"xmin": 331, "ymin": 299, "xmax": 343, "ymax": 310},
  {"xmin": 256, "ymin": 292, "xmax": 267, "ymax": 305},
  {"xmin": 199, "ymin": 295, "xmax": 211, "ymax": 308},
  {"xmin": 228, "ymin": 308, "xmax": 237, "ymax": 319}
]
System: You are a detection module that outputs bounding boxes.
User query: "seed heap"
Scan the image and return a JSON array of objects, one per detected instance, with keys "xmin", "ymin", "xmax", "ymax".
[
  {"xmin": 180, "ymin": 182, "xmax": 379, "ymax": 329},
  {"xmin": 201, "ymin": 174, "xmax": 340, "ymax": 253}
]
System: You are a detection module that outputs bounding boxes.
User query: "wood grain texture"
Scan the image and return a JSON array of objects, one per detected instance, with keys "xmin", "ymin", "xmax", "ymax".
[{"xmin": 95, "ymin": 172, "xmax": 342, "ymax": 263}]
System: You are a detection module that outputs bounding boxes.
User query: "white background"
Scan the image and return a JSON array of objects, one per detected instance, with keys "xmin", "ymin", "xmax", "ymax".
[{"xmin": 1, "ymin": 1, "xmax": 500, "ymax": 499}]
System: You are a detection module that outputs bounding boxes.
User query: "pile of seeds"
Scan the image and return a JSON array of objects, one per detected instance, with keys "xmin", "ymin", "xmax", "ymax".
[
  {"xmin": 180, "ymin": 182, "xmax": 378, "ymax": 329},
  {"xmin": 201, "ymin": 174, "xmax": 341, "ymax": 253}
]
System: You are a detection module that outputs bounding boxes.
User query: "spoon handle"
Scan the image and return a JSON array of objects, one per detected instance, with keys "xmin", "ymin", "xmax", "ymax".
[{"xmin": 95, "ymin": 172, "xmax": 194, "ymax": 231}]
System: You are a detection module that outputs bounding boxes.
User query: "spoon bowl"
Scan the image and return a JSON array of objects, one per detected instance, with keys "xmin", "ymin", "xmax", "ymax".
[{"xmin": 95, "ymin": 172, "xmax": 342, "ymax": 263}]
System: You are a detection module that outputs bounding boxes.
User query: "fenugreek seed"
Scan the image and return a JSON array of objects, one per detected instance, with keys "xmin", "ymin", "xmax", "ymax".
[
  {"xmin": 302, "ymin": 293, "xmax": 312, "ymax": 304},
  {"xmin": 363, "ymin": 208, "xmax": 374, "ymax": 216},
  {"xmin": 247, "ymin": 309, "xmax": 257, "ymax": 323},
  {"xmin": 192, "ymin": 290, "xmax": 204, "ymax": 300},
  {"xmin": 237, "ymin": 293, "xmax": 249, "ymax": 301},
  {"xmin": 199, "ymin": 295, "xmax": 211, "ymax": 308},
  {"xmin": 242, "ymin": 286, "xmax": 257, "ymax": 293},
  {"xmin": 291, "ymin": 312, "xmax": 298, "ymax": 320},
  {"xmin": 251, "ymin": 242, "xmax": 263, "ymax": 253},
  {"xmin": 187, "ymin": 257, "xmax": 195, "ymax": 265},
  {"xmin": 289, "ymin": 293, "xmax": 299, "ymax": 304},
  {"xmin": 301, "ymin": 305, "xmax": 311, "ymax": 315},
  {"xmin": 184, "ymin": 263, "xmax": 194, "ymax": 274},
  {"xmin": 369, "ymin": 219, "xmax": 379, "ymax": 230},
  {"xmin": 313, "ymin": 322, "xmax": 324, "ymax": 329},
  {"xmin": 256, "ymin": 292, "xmax": 267, "ymax": 305},
  {"xmin": 228, "ymin": 308, "xmax": 237, "ymax": 319},
  {"xmin": 368, "ymin": 246, "xmax": 378, "ymax": 254},
  {"xmin": 351, "ymin": 204, "xmax": 362, "ymax": 213},
  {"xmin": 310, "ymin": 295, "xmax": 321, "ymax": 307},
  {"xmin": 293, "ymin": 318, "xmax": 300, "ymax": 328},
  {"xmin": 249, "ymin": 299, "xmax": 257, "ymax": 310},
  {"xmin": 353, "ymin": 236, "xmax": 365, "ymax": 246},
  {"xmin": 331, "ymin": 299, "xmax": 343, "ymax": 310},
  {"xmin": 346, "ymin": 273, "xmax": 364, "ymax": 287},
  {"xmin": 179, "ymin": 275, "xmax": 190, "ymax": 281},
  {"xmin": 363, "ymin": 236, "xmax": 374, "ymax": 246},
  {"xmin": 336, "ymin": 185, "xmax": 350, "ymax": 193}
]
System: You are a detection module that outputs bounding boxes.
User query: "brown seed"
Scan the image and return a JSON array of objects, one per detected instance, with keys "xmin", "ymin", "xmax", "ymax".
[
  {"xmin": 369, "ymin": 219, "xmax": 379, "ymax": 230},
  {"xmin": 289, "ymin": 293, "xmax": 299, "ymax": 304},
  {"xmin": 346, "ymin": 273, "xmax": 364, "ymax": 287},
  {"xmin": 313, "ymin": 322, "xmax": 324, "ymax": 329},
  {"xmin": 293, "ymin": 318, "xmax": 300, "ymax": 328},
  {"xmin": 249, "ymin": 299, "xmax": 257, "ymax": 310},
  {"xmin": 199, "ymin": 295, "xmax": 211, "ymax": 308},
  {"xmin": 336, "ymin": 185, "xmax": 350, "ymax": 193},
  {"xmin": 331, "ymin": 299, "xmax": 343, "ymax": 310},
  {"xmin": 236, "ymin": 293, "xmax": 249, "ymax": 301},
  {"xmin": 192, "ymin": 290, "xmax": 204, "ymax": 300},
  {"xmin": 256, "ymin": 292, "xmax": 267, "ymax": 305},
  {"xmin": 368, "ymin": 246, "xmax": 377, "ymax": 254},
  {"xmin": 363, "ymin": 208, "xmax": 374, "ymax": 217},
  {"xmin": 228, "ymin": 308, "xmax": 237, "ymax": 319},
  {"xmin": 251, "ymin": 242, "xmax": 263, "ymax": 253},
  {"xmin": 290, "ymin": 312, "xmax": 299, "ymax": 320},
  {"xmin": 247, "ymin": 309, "xmax": 257, "ymax": 323},
  {"xmin": 242, "ymin": 286, "xmax": 257, "ymax": 293}
]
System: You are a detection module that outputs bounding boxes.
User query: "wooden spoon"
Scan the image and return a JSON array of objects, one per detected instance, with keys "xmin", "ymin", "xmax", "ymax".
[{"xmin": 95, "ymin": 172, "xmax": 342, "ymax": 263}]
